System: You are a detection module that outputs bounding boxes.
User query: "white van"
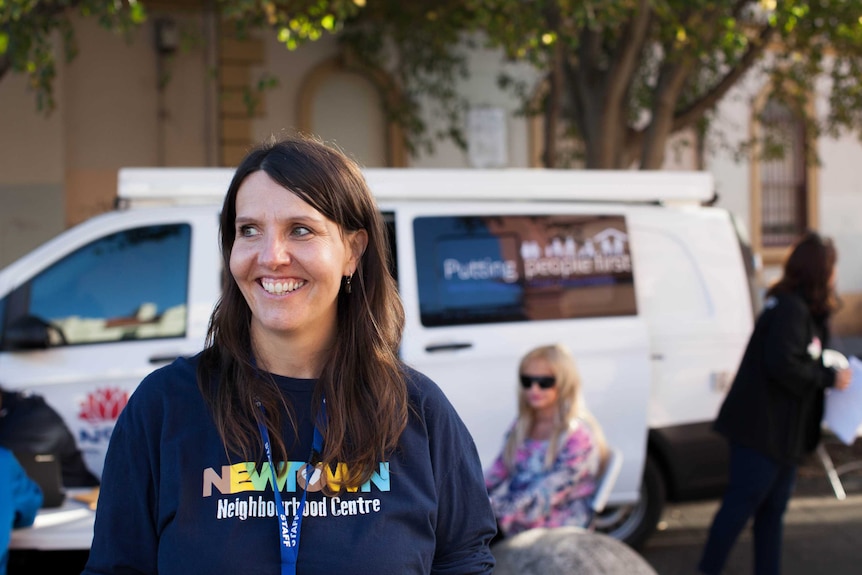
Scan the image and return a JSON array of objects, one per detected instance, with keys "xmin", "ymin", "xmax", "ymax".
[{"xmin": 1, "ymin": 168, "xmax": 755, "ymax": 551}]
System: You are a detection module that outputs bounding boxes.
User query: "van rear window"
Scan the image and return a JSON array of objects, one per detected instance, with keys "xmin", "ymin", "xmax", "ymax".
[{"xmin": 414, "ymin": 215, "xmax": 637, "ymax": 326}]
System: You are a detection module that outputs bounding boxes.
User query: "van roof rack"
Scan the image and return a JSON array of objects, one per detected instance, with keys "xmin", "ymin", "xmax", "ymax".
[
  {"xmin": 362, "ymin": 169, "xmax": 714, "ymax": 204},
  {"xmin": 117, "ymin": 167, "xmax": 714, "ymax": 208},
  {"xmin": 117, "ymin": 168, "xmax": 236, "ymax": 208}
]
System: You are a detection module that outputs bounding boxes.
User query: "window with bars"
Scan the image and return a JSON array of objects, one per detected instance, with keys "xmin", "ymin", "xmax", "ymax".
[{"xmin": 759, "ymin": 97, "xmax": 808, "ymax": 247}]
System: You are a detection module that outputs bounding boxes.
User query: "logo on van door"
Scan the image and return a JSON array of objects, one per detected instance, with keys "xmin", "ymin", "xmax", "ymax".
[
  {"xmin": 78, "ymin": 387, "xmax": 128, "ymax": 422},
  {"xmin": 77, "ymin": 387, "xmax": 129, "ymax": 445},
  {"xmin": 414, "ymin": 215, "xmax": 636, "ymax": 326}
]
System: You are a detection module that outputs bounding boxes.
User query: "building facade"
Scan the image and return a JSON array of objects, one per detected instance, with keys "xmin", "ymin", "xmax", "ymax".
[{"xmin": 2, "ymin": 5, "xmax": 860, "ymax": 340}]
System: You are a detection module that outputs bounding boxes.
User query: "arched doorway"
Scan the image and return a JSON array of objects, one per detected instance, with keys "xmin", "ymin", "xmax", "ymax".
[{"xmin": 297, "ymin": 55, "xmax": 407, "ymax": 167}]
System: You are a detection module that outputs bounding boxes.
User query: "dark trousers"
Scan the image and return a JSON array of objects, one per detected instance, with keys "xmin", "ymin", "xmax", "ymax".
[{"xmin": 698, "ymin": 442, "xmax": 797, "ymax": 575}]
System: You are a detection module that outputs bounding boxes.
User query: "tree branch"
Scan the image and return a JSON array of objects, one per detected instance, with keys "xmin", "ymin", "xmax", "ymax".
[
  {"xmin": 641, "ymin": 53, "xmax": 696, "ymax": 168},
  {"xmin": 545, "ymin": 41, "xmax": 564, "ymax": 167},
  {"xmin": 671, "ymin": 24, "xmax": 776, "ymax": 131},
  {"xmin": 605, "ymin": 0, "xmax": 651, "ymax": 108},
  {"xmin": 580, "ymin": 26, "xmax": 602, "ymax": 73},
  {"xmin": 15, "ymin": 1, "xmax": 68, "ymax": 25},
  {"xmin": 572, "ymin": 27, "xmax": 605, "ymax": 165},
  {"xmin": 0, "ymin": 54, "xmax": 10, "ymax": 84},
  {"xmin": 600, "ymin": 0, "xmax": 652, "ymax": 167},
  {"xmin": 623, "ymin": 126, "xmax": 644, "ymax": 167},
  {"xmin": 639, "ymin": 1, "xmax": 765, "ymax": 167}
]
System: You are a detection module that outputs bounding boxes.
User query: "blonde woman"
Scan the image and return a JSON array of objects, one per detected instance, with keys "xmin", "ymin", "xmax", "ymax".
[{"xmin": 485, "ymin": 344, "xmax": 608, "ymax": 539}]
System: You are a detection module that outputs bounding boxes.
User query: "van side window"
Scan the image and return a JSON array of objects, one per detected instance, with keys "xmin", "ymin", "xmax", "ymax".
[
  {"xmin": 414, "ymin": 215, "xmax": 637, "ymax": 327},
  {"xmin": 4, "ymin": 224, "xmax": 191, "ymax": 347}
]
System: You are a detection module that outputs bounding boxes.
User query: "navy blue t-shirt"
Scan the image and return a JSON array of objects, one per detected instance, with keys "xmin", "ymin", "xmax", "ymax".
[{"xmin": 84, "ymin": 354, "xmax": 496, "ymax": 574}]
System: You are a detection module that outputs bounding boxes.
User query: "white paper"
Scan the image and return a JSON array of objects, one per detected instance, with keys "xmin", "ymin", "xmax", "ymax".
[
  {"xmin": 467, "ymin": 107, "xmax": 507, "ymax": 168},
  {"xmin": 824, "ymin": 355, "xmax": 862, "ymax": 445},
  {"xmin": 822, "ymin": 349, "xmax": 849, "ymax": 370}
]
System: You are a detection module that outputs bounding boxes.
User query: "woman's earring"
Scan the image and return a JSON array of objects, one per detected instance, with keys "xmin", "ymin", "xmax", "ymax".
[{"xmin": 345, "ymin": 274, "xmax": 352, "ymax": 294}]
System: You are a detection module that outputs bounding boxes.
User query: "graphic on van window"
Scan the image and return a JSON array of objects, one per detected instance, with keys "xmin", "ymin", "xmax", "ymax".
[{"xmin": 414, "ymin": 215, "xmax": 636, "ymax": 326}]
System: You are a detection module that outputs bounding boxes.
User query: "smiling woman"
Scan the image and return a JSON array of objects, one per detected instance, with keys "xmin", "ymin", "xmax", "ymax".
[{"xmin": 82, "ymin": 136, "xmax": 497, "ymax": 575}]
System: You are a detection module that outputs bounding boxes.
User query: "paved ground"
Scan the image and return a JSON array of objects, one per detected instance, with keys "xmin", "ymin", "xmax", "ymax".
[{"xmin": 640, "ymin": 438, "xmax": 862, "ymax": 574}]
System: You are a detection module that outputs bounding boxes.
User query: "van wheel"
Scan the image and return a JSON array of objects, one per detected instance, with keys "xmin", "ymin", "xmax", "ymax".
[{"xmin": 593, "ymin": 454, "xmax": 665, "ymax": 550}]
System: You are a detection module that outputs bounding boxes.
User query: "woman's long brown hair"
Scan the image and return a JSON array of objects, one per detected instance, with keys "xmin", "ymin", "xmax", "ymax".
[
  {"xmin": 197, "ymin": 136, "xmax": 407, "ymax": 491},
  {"xmin": 767, "ymin": 230, "xmax": 838, "ymax": 319}
]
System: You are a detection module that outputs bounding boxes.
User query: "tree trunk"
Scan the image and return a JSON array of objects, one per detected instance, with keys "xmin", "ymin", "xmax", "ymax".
[
  {"xmin": 567, "ymin": 2, "xmax": 652, "ymax": 170},
  {"xmin": 640, "ymin": 57, "xmax": 694, "ymax": 169},
  {"xmin": 570, "ymin": 31, "xmax": 619, "ymax": 169},
  {"xmin": 543, "ymin": 41, "xmax": 563, "ymax": 168}
]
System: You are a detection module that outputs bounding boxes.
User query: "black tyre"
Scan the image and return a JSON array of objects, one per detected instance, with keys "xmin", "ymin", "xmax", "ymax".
[{"xmin": 593, "ymin": 453, "xmax": 666, "ymax": 550}]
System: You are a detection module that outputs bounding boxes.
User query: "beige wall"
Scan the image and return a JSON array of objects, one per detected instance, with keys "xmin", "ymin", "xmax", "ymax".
[
  {"xmin": 62, "ymin": 16, "xmax": 157, "ymax": 225},
  {"xmin": 253, "ymin": 34, "xmax": 340, "ymax": 145},
  {"xmin": 0, "ymin": 51, "xmax": 68, "ymax": 266},
  {"xmin": 310, "ymin": 71, "xmax": 387, "ymax": 168},
  {"xmin": 0, "ymin": 184, "xmax": 65, "ymax": 266},
  {"xmin": 63, "ymin": 13, "xmax": 213, "ymax": 225},
  {"xmin": 0, "ymin": 69, "xmax": 66, "ymax": 184},
  {"xmin": 0, "ymin": 10, "xmax": 216, "ymax": 266}
]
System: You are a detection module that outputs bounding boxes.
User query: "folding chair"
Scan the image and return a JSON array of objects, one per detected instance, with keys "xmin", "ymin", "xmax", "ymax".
[{"xmin": 589, "ymin": 446, "xmax": 623, "ymax": 527}]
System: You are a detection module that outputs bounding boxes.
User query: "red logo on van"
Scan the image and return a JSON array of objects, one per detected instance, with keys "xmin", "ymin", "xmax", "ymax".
[{"xmin": 78, "ymin": 387, "xmax": 129, "ymax": 422}]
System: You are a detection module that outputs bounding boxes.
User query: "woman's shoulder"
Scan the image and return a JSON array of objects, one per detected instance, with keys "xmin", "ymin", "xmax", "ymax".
[
  {"xmin": 764, "ymin": 290, "xmax": 807, "ymax": 313},
  {"xmin": 562, "ymin": 418, "xmax": 598, "ymax": 447},
  {"xmin": 758, "ymin": 291, "xmax": 813, "ymax": 327},
  {"xmin": 402, "ymin": 364, "xmax": 447, "ymax": 405},
  {"xmin": 565, "ymin": 417, "xmax": 589, "ymax": 433},
  {"xmin": 401, "ymin": 364, "xmax": 471, "ymax": 430},
  {"xmin": 127, "ymin": 353, "xmax": 203, "ymax": 409}
]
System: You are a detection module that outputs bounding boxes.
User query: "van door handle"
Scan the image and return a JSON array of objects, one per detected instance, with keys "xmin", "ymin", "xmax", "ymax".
[
  {"xmin": 149, "ymin": 355, "xmax": 179, "ymax": 364},
  {"xmin": 425, "ymin": 342, "xmax": 473, "ymax": 353}
]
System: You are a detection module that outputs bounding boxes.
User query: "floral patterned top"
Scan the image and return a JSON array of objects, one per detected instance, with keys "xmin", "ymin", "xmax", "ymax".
[{"xmin": 484, "ymin": 418, "xmax": 600, "ymax": 537}]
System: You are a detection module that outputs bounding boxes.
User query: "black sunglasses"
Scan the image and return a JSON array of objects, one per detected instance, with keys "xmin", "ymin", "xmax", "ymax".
[{"xmin": 519, "ymin": 375, "xmax": 556, "ymax": 389}]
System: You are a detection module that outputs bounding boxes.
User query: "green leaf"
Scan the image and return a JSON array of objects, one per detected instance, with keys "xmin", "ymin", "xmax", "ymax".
[{"xmin": 130, "ymin": 2, "xmax": 146, "ymax": 24}]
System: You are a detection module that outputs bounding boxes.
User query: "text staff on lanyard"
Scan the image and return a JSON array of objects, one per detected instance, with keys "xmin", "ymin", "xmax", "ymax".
[{"xmin": 257, "ymin": 399, "xmax": 326, "ymax": 575}]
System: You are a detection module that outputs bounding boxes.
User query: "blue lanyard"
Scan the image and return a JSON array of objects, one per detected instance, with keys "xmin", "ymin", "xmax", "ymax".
[{"xmin": 256, "ymin": 399, "xmax": 326, "ymax": 575}]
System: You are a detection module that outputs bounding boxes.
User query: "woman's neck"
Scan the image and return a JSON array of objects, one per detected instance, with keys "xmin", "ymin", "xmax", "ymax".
[
  {"xmin": 529, "ymin": 409, "xmax": 557, "ymax": 441},
  {"xmin": 251, "ymin": 328, "xmax": 331, "ymax": 378}
]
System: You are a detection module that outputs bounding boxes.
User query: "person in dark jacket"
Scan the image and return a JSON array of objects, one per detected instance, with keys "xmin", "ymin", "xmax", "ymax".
[
  {"xmin": 698, "ymin": 231, "xmax": 851, "ymax": 575},
  {"xmin": 0, "ymin": 387, "xmax": 99, "ymax": 488}
]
